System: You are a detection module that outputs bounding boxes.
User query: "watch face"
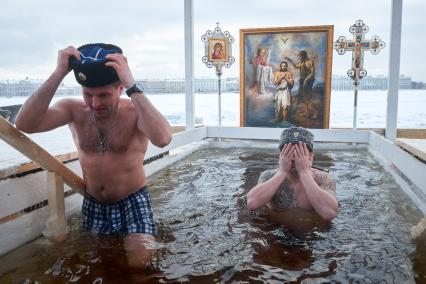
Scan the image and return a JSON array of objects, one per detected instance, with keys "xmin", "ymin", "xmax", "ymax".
[{"xmin": 135, "ymin": 83, "xmax": 144, "ymax": 92}]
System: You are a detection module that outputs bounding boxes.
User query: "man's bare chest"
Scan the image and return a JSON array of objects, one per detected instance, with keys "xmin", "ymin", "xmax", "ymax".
[
  {"xmin": 273, "ymin": 179, "xmax": 311, "ymax": 210},
  {"xmin": 73, "ymin": 118, "xmax": 136, "ymax": 154}
]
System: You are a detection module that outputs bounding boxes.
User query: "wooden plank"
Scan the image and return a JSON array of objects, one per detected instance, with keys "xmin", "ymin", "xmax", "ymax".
[
  {"xmin": 43, "ymin": 172, "xmax": 68, "ymax": 241},
  {"xmin": 0, "ymin": 152, "xmax": 79, "ymax": 179},
  {"xmin": 397, "ymin": 139, "xmax": 426, "ymax": 162},
  {"xmin": 0, "ymin": 116, "xmax": 85, "ymax": 195},
  {"xmin": 171, "ymin": 125, "xmax": 186, "ymax": 133},
  {"xmin": 145, "ymin": 126, "xmax": 207, "ymax": 160},
  {"xmin": 396, "ymin": 129, "xmax": 426, "ymax": 139},
  {"xmin": 333, "ymin": 128, "xmax": 426, "ymax": 139}
]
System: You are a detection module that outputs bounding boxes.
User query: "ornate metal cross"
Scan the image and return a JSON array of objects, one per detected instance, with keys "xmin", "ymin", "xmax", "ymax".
[
  {"xmin": 334, "ymin": 20, "xmax": 385, "ymax": 130},
  {"xmin": 334, "ymin": 20, "xmax": 385, "ymax": 84}
]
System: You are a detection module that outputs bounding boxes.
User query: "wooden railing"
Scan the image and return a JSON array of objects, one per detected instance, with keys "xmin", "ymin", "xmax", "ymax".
[{"xmin": 0, "ymin": 116, "xmax": 85, "ymax": 240}]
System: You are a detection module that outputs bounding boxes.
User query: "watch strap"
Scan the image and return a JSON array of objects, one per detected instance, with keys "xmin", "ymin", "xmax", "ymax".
[{"xmin": 126, "ymin": 83, "xmax": 143, "ymax": 97}]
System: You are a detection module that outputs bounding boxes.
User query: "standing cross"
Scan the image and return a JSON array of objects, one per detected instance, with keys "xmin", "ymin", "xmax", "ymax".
[
  {"xmin": 334, "ymin": 20, "xmax": 385, "ymax": 85},
  {"xmin": 334, "ymin": 20, "xmax": 385, "ymax": 131}
]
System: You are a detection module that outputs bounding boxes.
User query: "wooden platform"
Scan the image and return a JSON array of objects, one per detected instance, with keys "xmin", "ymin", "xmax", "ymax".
[{"xmin": 397, "ymin": 138, "xmax": 426, "ymax": 162}]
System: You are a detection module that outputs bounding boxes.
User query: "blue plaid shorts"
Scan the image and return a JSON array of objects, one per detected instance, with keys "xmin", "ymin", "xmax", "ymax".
[{"xmin": 82, "ymin": 186, "xmax": 157, "ymax": 236}]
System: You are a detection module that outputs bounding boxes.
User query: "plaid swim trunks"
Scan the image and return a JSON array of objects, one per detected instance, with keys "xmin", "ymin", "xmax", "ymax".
[{"xmin": 82, "ymin": 186, "xmax": 157, "ymax": 236}]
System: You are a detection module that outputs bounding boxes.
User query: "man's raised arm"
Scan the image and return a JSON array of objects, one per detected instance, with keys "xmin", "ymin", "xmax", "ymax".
[
  {"xmin": 105, "ymin": 53, "xmax": 172, "ymax": 148},
  {"xmin": 15, "ymin": 46, "xmax": 80, "ymax": 133}
]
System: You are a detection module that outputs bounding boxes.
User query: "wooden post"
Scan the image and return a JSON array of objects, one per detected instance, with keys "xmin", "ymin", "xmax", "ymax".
[
  {"xmin": 43, "ymin": 171, "xmax": 69, "ymax": 241},
  {"xmin": 411, "ymin": 217, "xmax": 426, "ymax": 241}
]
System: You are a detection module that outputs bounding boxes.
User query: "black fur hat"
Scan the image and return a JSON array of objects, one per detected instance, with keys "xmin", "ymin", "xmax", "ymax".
[{"xmin": 69, "ymin": 43, "xmax": 122, "ymax": 87}]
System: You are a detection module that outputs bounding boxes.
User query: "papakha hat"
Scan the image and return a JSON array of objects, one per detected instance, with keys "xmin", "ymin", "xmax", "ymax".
[
  {"xmin": 69, "ymin": 43, "xmax": 122, "ymax": 87},
  {"xmin": 279, "ymin": 127, "xmax": 314, "ymax": 152}
]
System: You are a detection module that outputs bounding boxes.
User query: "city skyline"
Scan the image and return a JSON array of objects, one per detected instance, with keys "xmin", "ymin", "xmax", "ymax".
[
  {"xmin": 0, "ymin": 72, "xmax": 420, "ymax": 83},
  {"xmin": 1, "ymin": 74, "xmax": 421, "ymax": 99}
]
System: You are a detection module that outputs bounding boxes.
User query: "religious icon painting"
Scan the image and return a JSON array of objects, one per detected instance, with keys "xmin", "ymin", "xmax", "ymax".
[
  {"xmin": 208, "ymin": 38, "xmax": 228, "ymax": 62},
  {"xmin": 240, "ymin": 26, "xmax": 334, "ymax": 128},
  {"xmin": 202, "ymin": 24, "xmax": 235, "ymax": 70}
]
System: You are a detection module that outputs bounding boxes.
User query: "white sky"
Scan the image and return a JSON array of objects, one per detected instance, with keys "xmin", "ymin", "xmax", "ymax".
[{"xmin": 0, "ymin": 0, "xmax": 424, "ymax": 85}]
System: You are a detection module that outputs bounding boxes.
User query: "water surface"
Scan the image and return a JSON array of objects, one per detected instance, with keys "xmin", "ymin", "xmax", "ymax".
[{"xmin": 0, "ymin": 147, "xmax": 424, "ymax": 283}]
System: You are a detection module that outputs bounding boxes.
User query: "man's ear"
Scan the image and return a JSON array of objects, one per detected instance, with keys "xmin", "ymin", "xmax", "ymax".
[{"xmin": 118, "ymin": 84, "xmax": 125, "ymax": 95}]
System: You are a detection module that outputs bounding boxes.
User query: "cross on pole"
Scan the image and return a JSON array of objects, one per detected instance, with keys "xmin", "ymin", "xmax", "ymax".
[{"xmin": 334, "ymin": 20, "xmax": 385, "ymax": 130}]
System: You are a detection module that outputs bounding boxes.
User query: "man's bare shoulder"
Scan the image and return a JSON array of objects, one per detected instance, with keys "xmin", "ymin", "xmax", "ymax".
[
  {"xmin": 313, "ymin": 169, "xmax": 336, "ymax": 195},
  {"xmin": 120, "ymin": 97, "xmax": 135, "ymax": 110},
  {"xmin": 54, "ymin": 98, "xmax": 85, "ymax": 109},
  {"xmin": 258, "ymin": 169, "xmax": 278, "ymax": 184},
  {"xmin": 54, "ymin": 98, "xmax": 86, "ymax": 119},
  {"xmin": 56, "ymin": 97, "xmax": 84, "ymax": 104},
  {"xmin": 119, "ymin": 98, "xmax": 139, "ymax": 123}
]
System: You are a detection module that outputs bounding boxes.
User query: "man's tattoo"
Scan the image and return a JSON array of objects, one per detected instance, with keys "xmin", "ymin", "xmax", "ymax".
[
  {"xmin": 257, "ymin": 169, "xmax": 336, "ymax": 210},
  {"xmin": 272, "ymin": 179, "xmax": 298, "ymax": 209},
  {"xmin": 313, "ymin": 171, "xmax": 336, "ymax": 196},
  {"xmin": 258, "ymin": 169, "xmax": 297, "ymax": 209}
]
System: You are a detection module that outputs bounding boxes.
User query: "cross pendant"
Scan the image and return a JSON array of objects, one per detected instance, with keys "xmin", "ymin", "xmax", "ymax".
[{"xmin": 98, "ymin": 144, "xmax": 105, "ymax": 156}]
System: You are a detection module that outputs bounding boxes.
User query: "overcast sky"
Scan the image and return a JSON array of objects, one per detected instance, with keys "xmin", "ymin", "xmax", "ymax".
[{"xmin": 0, "ymin": 0, "xmax": 425, "ymax": 85}]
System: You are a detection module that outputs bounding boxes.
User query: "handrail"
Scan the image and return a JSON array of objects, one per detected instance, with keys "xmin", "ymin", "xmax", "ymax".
[{"xmin": 0, "ymin": 116, "xmax": 85, "ymax": 195}]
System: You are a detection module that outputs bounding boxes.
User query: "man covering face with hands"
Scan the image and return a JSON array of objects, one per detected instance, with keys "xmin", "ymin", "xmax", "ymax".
[{"xmin": 247, "ymin": 127, "xmax": 338, "ymax": 221}]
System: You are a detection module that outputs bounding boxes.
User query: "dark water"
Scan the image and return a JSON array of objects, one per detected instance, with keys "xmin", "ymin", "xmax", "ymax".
[{"xmin": 0, "ymin": 147, "xmax": 425, "ymax": 283}]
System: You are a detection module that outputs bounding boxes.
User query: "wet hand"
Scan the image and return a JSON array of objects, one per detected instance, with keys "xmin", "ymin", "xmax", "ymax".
[
  {"xmin": 56, "ymin": 46, "xmax": 80, "ymax": 76},
  {"xmin": 278, "ymin": 143, "xmax": 294, "ymax": 175},
  {"xmin": 105, "ymin": 54, "xmax": 135, "ymax": 89},
  {"xmin": 294, "ymin": 142, "xmax": 312, "ymax": 174}
]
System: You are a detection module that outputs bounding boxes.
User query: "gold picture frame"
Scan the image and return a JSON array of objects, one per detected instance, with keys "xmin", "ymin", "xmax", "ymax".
[{"xmin": 240, "ymin": 25, "xmax": 334, "ymax": 128}]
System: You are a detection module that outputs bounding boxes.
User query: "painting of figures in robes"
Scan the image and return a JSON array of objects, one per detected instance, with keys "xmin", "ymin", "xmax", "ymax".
[{"xmin": 240, "ymin": 26, "xmax": 333, "ymax": 128}]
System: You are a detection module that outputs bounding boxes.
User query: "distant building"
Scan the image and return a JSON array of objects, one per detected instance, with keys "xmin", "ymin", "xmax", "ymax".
[
  {"xmin": 0, "ymin": 79, "xmax": 43, "ymax": 97},
  {"xmin": 331, "ymin": 74, "xmax": 413, "ymax": 91},
  {"xmin": 411, "ymin": 80, "xmax": 426, "ymax": 89},
  {"xmin": 194, "ymin": 78, "xmax": 217, "ymax": 93},
  {"xmin": 0, "ymin": 79, "xmax": 81, "ymax": 97},
  {"xmin": 136, "ymin": 77, "xmax": 240, "ymax": 94},
  {"xmin": 165, "ymin": 79, "xmax": 185, "ymax": 93}
]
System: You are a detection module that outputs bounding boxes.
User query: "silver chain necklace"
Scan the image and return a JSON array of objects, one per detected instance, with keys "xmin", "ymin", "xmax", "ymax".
[{"xmin": 91, "ymin": 106, "xmax": 119, "ymax": 156}]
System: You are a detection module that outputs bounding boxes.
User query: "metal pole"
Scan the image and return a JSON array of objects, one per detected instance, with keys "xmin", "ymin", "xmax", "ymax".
[
  {"xmin": 216, "ymin": 65, "xmax": 222, "ymax": 127},
  {"xmin": 385, "ymin": 0, "xmax": 403, "ymax": 141},
  {"xmin": 218, "ymin": 76, "xmax": 222, "ymax": 126},
  {"xmin": 184, "ymin": 0, "xmax": 195, "ymax": 130},
  {"xmin": 353, "ymin": 81, "xmax": 359, "ymax": 131}
]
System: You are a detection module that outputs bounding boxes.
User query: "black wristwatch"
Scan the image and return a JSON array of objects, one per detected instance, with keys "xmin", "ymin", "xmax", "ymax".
[{"xmin": 126, "ymin": 82, "xmax": 144, "ymax": 97}]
